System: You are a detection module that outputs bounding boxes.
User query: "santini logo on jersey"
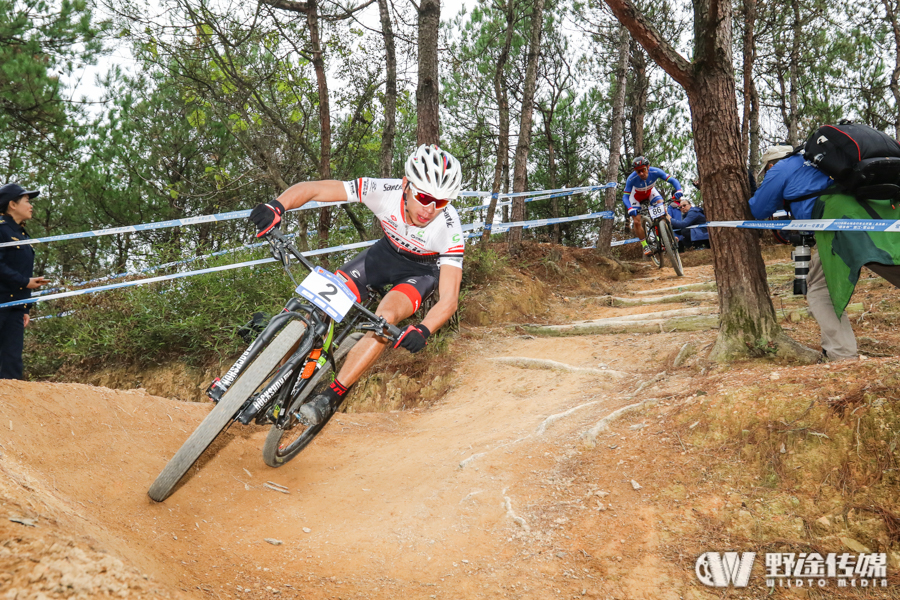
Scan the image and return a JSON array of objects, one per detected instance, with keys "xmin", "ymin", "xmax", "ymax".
[{"xmin": 383, "ymin": 183, "xmax": 401, "ymax": 192}]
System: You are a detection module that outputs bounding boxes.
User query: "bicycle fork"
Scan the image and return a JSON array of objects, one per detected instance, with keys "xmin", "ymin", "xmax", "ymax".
[
  {"xmin": 235, "ymin": 346, "xmax": 311, "ymax": 425},
  {"xmin": 205, "ymin": 299, "xmax": 309, "ymax": 403}
]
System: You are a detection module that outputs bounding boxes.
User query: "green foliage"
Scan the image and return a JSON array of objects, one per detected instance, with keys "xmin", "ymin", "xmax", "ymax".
[
  {"xmin": 460, "ymin": 244, "xmax": 509, "ymax": 289},
  {"xmin": 25, "ymin": 250, "xmax": 296, "ymax": 375},
  {"xmin": 0, "ymin": 0, "xmax": 105, "ymax": 177}
]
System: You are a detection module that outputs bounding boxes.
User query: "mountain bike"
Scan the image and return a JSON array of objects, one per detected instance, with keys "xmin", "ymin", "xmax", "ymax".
[
  {"xmin": 640, "ymin": 198, "xmax": 684, "ymax": 277},
  {"xmin": 148, "ymin": 228, "xmax": 401, "ymax": 502}
]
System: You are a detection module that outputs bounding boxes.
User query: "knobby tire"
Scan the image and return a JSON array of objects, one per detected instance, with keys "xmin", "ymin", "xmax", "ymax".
[
  {"xmin": 641, "ymin": 215, "xmax": 663, "ymax": 269},
  {"xmin": 148, "ymin": 320, "xmax": 309, "ymax": 502},
  {"xmin": 659, "ymin": 220, "xmax": 684, "ymax": 277},
  {"xmin": 262, "ymin": 332, "xmax": 364, "ymax": 468}
]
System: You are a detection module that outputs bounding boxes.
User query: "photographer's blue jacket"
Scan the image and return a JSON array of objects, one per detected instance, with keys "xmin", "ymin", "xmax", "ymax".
[
  {"xmin": 0, "ymin": 215, "xmax": 34, "ymax": 312},
  {"xmin": 748, "ymin": 154, "xmax": 832, "ymax": 220}
]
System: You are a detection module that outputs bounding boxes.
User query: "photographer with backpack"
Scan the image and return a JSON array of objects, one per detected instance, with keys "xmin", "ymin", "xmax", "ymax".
[{"xmin": 748, "ymin": 124, "xmax": 900, "ymax": 362}]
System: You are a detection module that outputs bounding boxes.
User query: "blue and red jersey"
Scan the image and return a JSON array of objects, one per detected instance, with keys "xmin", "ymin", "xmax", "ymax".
[{"xmin": 623, "ymin": 167, "xmax": 682, "ymax": 209}]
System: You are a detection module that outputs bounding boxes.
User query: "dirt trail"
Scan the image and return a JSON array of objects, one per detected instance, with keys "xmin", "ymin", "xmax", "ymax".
[{"xmin": 1, "ymin": 261, "xmax": 752, "ymax": 600}]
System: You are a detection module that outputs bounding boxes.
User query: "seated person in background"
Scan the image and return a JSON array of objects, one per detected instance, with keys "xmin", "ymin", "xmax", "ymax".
[{"xmin": 670, "ymin": 199, "xmax": 709, "ymax": 250}]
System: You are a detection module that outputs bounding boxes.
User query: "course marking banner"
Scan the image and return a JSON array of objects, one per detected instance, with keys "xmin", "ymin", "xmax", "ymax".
[{"xmin": 696, "ymin": 219, "xmax": 900, "ymax": 232}]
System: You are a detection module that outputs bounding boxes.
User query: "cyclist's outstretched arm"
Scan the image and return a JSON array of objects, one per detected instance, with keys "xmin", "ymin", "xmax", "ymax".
[
  {"xmin": 276, "ymin": 181, "xmax": 349, "ymax": 211},
  {"xmin": 664, "ymin": 173, "xmax": 683, "ymax": 197},
  {"xmin": 420, "ymin": 265, "xmax": 462, "ymax": 333}
]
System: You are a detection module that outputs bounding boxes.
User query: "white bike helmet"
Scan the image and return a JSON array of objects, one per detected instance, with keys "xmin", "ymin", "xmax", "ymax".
[{"xmin": 404, "ymin": 144, "xmax": 462, "ymax": 200}]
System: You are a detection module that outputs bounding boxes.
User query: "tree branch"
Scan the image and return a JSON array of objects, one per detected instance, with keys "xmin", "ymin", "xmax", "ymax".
[
  {"xmin": 602, "ymin": 0, "xmax": 694, "ymax": 90},
  {"xmin": 259, "ymin": 0, "xmax": 310, "ymax": 13}
]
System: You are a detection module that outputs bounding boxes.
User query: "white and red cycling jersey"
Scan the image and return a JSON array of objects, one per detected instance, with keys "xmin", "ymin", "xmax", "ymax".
[{"xmin": 343, "ymin": 177, "xmax": 464, "ymax": 269}]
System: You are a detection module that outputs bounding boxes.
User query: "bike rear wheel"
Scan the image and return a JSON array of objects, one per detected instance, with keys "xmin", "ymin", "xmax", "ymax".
[
  {"xmin": 659, "ymin": 220, "xmax": 684, "ymax": 277},
  {"xmin": 148, "ymin": 320, "xmax": 309, "ymax": 502},
  {"xmin": 262, "ymin": 332, "xmax": 365, "ymax": 468}
]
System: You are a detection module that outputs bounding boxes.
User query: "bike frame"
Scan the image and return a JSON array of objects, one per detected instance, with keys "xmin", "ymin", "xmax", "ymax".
[{"xmin": 205, "ymin": 229, "xmax": 400, "ymax": 427}]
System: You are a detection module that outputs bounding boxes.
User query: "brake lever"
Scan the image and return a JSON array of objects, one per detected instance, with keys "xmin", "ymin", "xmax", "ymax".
[
  {"xmin": 266, "ymin": 231, "xmax": 291, "ymax": 267},
  {"xmin": 358, "ymin": 319, "xmax": 402, "ymax": 344}
]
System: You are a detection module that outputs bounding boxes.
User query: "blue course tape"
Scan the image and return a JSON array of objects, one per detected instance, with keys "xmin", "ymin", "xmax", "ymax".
[
  {"xmin": 697, "ymin": 219, "xmax": 900, "ymax": 232},
  {"xmin": 459, "ymin": 184, "xmax": 617, "ymax": 214},
  {"xmin": 4, "ymin": 211, "xmax": 615, "ymax": 310},
  {"xmin": 33, "ymin": 238, "xmax": 277, "ymax": 296},
  {"xmin": 1, "ymin": 238, "xmax": 379, "ymax": 310},
  {"xmin": 34, "ymin": 189, "xmax": 609, "ymax": 295},
  {"xmin": 0, "ymin": 183, "xmax": 617, "ymax": 249},
  {"xmin": 0, "ymin": 202, "xmax": 351, "ymax": 249},
  {"xmin": 611, "ymin": 237, "xmax": 641, "ymax": 246},
  {"xmin": 466, "ymin": 211, "xmax": 613, "ymax": 238},
  {"xmin": 482, "ymin": 211, "xmax": 613, "ymax": 233}
]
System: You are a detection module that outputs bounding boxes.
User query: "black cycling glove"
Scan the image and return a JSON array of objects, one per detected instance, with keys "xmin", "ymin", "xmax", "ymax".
[
  {"xmin": 250, "ymin": 199, "xmax": 285, "ymax": 237},
  {"xmin": 394, "ymin": 324, "xmax": 431, "ymax": 353}
]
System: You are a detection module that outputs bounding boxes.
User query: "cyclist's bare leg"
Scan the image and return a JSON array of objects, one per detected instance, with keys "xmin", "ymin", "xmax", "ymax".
[
  {"xmin": 632, "ymin": 215, "xmax": 646, "ymax": 240},
  {"xmin": 335, "ymin": 289, "xmax": 415, "ymax": 386}
]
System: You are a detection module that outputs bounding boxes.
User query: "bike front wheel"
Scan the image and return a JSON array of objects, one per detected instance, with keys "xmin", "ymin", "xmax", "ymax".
[
  {"xmin": 148, "ymin": 320, "xmax": 309, "ymax": 502},
  {"xmin": 641, "ymin": 215, "xmax": 663, "ymax": 268},
  {"xmin": 262, "ymin": 332, "xmax": 365, "ymax": 468},
  {"xmin": 659, "ymin": 220, "xmax": 684, "ymax": 277}
]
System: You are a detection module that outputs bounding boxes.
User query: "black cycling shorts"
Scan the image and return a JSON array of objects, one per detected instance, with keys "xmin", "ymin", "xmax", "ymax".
[{"xmin": 336, "ymin": 237, "xmax": 439, "ymax": 312}]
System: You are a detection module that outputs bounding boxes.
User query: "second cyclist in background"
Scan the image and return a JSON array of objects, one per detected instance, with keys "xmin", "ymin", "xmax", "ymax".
[{"xmin": 622, "ymin": 156, "xmax": 684, "ymax": 256}]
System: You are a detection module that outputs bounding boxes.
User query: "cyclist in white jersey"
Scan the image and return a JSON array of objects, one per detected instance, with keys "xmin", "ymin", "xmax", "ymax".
[{"xmin": 249, "ymin": 145, "xmax": 464, "ymax": 426}]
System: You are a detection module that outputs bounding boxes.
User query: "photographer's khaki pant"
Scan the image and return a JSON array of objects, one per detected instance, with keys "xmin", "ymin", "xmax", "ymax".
[{"xmin": 807, "ymin": 252, "xmax": 858, "ymax": 361}]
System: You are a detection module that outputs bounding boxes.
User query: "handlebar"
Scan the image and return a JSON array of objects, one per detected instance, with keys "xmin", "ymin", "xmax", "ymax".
[{"xmin": 263, "ymin": 228, "xmax": 402, "ymax": 343}]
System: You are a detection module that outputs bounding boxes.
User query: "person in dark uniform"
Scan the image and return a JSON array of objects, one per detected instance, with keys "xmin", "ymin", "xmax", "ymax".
[{"xmin": 0, "ymin": 183, "xmax": 50, "ymax": 379}]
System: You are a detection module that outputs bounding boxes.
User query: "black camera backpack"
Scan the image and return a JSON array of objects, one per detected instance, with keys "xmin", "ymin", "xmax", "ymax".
[{"xmin": 803, "ymin": 120, "xmax": 900, "ymax": 200}]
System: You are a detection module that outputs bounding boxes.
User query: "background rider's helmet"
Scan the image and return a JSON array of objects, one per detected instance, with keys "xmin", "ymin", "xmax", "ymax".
[
  {"xmin": 632, "ymin": 156, "xmax": 650, "ymax": 171},
  {"xmin": 404, "ymin": 144, "xmax": 463, "ymax": 200}
]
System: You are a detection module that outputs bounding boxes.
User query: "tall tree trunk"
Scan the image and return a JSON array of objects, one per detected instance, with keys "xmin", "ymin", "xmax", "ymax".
[
  {"xmin": 378, "ymin": 0, "xmax": 397, "ymax": 176},
  {"xmin": 788, "ymin": 0, "xmax": 800, "ymax": 145},
  {"xmin": 883, "ymin": 0, "xmax": 900, "ymax": 140},
  {"xmin": 541, "ymin": 111, "xmax": 560, "ymax": 243},
  {"xmin": 603, "ymin": 0, "xmax": 818, "ymax": 363},
  {"xmin": 739, "ymin": 0, "xmax": 756, "ymax": 164},
  {"xmin": 508, "ymin": 0, "xmax": 546, "ymax": 247},
  {"xmin": 749, "ymin": 76, "xmax": 761, "ymax": 179},
  {"xmin": 629, "ymin": 41, "xmax": 648, "ymax": 157},
  {"xmin": 416, "ymin": 0, "xmax": 440, "ymax": 145},
  {"xmin": 597, "ymin": 26, "xmax": 630, "ymax": 256},
  {"xmin": 306, "ymin": 0, "xmax": 332, "ymax": 260},
  {"xmin": 481, "ymin": 0, "xmax": 516, "ymax": 246}
]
